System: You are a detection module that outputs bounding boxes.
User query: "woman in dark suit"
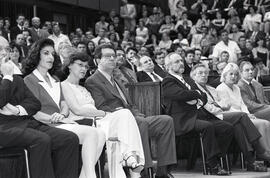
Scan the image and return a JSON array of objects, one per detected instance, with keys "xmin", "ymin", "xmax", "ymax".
[{"xmin": 23, "ymin": 39, "xmax": 106, "ymax": 178}]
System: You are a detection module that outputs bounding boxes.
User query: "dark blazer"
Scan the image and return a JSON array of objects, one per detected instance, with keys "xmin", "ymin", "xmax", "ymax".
[
  {"xmin": 0, "ymin": 75, "xmax": 41, "ymax": 146},
  {"xmin": 136, "ymin": 71, "xmax": 153, "ymax": 82},
  {"xmin": 85, "ymin": 70, "xmax": 138, "ymax": 114},
  {"xmin": 246, "ymin": 31, "xmax": 266, "ymax": 42},
  {"xmin": 238, "ymin": 79, "xmax": 268, "ymax": 113},
  {"xmin": 10, "ymin": 26, "xmax": 23, "ymax": 41},
  {"xmin": 24, "ymin": 73, "xmax": 62, "ymax": 116},
  {"xmin": 123, "ymin": 60, "xmax": 137, "ymax": 72},
  {"xmin": 29, "ymin": 28, "xmax": 49, "ymax": 42},
  {"xmin": 162, "ymin": 74, "xmax": 206, "ymax": 136},
  {"xmin": 154, "ymin": 64, "xmax": 167, "ymax": 78}
]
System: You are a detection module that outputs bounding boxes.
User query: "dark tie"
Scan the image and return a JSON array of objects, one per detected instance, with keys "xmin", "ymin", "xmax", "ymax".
[
  {"xmin": 110, "ymin": 77, "xmax": 128, "ymax": 104},
  {"xmin": 151, "ymin": 72, "xmax": 161, "ymax": 82}
]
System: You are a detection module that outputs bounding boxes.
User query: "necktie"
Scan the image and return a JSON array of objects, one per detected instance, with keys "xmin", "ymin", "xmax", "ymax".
[
  {"xmin": 151, "ymin": 72, "xmax": 161, "ymax": 82},
  {"xmin": 110, "ymin": 77, "xmax": 128, "ymax": 104}
]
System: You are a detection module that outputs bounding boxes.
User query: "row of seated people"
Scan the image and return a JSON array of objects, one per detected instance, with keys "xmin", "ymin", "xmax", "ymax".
[
  {"xmin": 0, "ymin": 39, "xmax": 176, "ymax": 178},
  {"xmin": 1, "ymin": 39, "xmax": 270, "ymax": 178}
]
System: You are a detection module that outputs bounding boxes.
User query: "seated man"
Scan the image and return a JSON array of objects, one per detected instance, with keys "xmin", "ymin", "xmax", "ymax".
[
  {"xmin": 162, "ymin": 52, "xmax": 233, "ymax": 175},
  {"xmin": 0, "ymin": 60, "xmax": 79, "ymax": 178},
  {"xmin": 238, "ymin": 61, "xmax": 270, "ymax": 121},
  {"xmin": 191, "ymin": 63, "xmax": 269, "ymax": 172},
  {"xmin": 85, "ymin": 44, "xmax": 177, "ymax": 178},
  {"xmin": 136, "ymin": 55, "xmax": 163, "ymax": 82},
  {"xmin": 113, "ymin": 47, "xmax": 138, "ymax": 86},
  {"xmin": 153, "ymin": 51, "xmax": 167, "ymax": 78}
]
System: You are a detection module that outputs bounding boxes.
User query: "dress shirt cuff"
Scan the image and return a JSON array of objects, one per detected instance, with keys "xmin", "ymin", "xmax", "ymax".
[
  {"xmin": 3, "ymin": 75, "xmax": 13, "ymax": 82},
  {"xmin": 16, "ymin": 105, "xmax": 28, "ymax": 116}
]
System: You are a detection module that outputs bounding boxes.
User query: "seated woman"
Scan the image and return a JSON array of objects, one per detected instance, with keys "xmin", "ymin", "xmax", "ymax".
[
  {"xmin": 216, "ymin": 63, "xmax": 270, "ymax": 154},
  {"xmin": 9, "ymin": 42, "xmax": 23, "ymax": 75},
  {"xmin": 62, "ymin": 52, "xmax": 144, "ymax": 177},
  {"xmin": 23, "ymin": 39, "xmax": 106, "ymax": 178}
]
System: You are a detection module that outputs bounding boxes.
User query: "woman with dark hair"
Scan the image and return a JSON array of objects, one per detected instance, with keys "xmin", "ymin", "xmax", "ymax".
[
  {"xmin": 9, "ymin": 42, "xmax": 23, "ymax": 75},
  {"xmin": 252, "ymin": 37, "xmax": 269, "ymax": 67},
  {"xmin": 243, "ymin": 5, "xmax": 262, "ymax": 32},
  {"xmin": 61, "ymin": 52, "xmax": 144, "ymax": 178},
  {"xmin": 23, "ymin": 38, "xmax": 106, "ymax": 178}
]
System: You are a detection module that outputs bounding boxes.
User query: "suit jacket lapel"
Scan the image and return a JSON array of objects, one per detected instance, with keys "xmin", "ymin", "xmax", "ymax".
[
  {"xmin": 31, "ymin": 73, "xmax": 60, "ymax": 110},
  {"xmin": 96, "ymin": 70, "xmax": 129, "ymax": 104},
  {"xmin": 168, "ymin": 74, "xmax": 190, "ymax": 90},
  {"xmin": 240, "ymin": 79, "xmax": 256, "ymax": 99}
]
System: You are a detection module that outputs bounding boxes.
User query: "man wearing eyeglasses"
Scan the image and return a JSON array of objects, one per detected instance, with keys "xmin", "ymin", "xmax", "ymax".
[{"xmin": 85, "ymin": 44, "xmax": 177, "ymax": 178}]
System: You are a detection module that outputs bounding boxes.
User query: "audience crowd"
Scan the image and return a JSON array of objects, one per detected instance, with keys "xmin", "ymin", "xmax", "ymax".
[{"xmin": 2, "ymin": 0, "xmax": 270, "ymax": 177}]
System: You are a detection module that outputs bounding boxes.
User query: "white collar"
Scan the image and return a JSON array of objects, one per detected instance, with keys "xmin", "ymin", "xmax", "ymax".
[{"xmin": 33, "ymin": 69, "xmax": 57, "ymax": 84}]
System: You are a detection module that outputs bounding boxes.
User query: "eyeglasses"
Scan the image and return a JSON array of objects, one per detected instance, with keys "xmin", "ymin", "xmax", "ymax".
[{"xmin": 74, "ymin": 62, "xmax": 90, "ymax": 70}]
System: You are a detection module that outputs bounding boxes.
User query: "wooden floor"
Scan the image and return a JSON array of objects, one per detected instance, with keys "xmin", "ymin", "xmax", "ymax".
[{"xmin": 171, "ymin": 168, "xmax": 270, "ymax": 178}]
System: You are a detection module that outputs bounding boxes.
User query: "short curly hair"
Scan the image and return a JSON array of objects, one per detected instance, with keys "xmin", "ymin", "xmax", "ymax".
[
  {"xmin": 62, "ymin": 52, "xmax": 91, "ymax": 76},
  {"xmin": 23, "ymin": 38, "xmax": 58, "ymax": 76}
]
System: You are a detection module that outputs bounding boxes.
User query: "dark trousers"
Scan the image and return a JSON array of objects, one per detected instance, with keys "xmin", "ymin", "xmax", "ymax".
[
  {"xmin": 194, "ymin": 119, "xmax": 234, "ymax": 165},
  {"xmin": 135, "ymin": 115, "xmax": 177, "ymax": 168},
  {"xmin": 3, "ymin": 120, "xmax": 79, "ymax": 178},
  {"xmin": 223, "ymin": 112, "xmax": 261, "ymax": 163}
]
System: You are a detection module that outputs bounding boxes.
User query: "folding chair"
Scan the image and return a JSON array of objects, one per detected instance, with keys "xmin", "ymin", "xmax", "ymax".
[{"xmin": 0, "ymin": 147, "xmax": 30, "ymax": 178}]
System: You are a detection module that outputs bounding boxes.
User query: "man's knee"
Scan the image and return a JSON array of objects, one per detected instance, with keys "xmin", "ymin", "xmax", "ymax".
[
  {"xmin": 35, "ymin": 132, "xmax": 51, "ymax": 147},
  {"xmin": 62, "ymin": 131, "xmax": 79, "ymax": 146}
]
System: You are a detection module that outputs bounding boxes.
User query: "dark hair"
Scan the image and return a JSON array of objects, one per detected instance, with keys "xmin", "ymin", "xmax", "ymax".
[
  {"xmin": 62, "ymin": 52, "xmax": 91, "ymax": 76},
  {"xmin": 87, "ymin": 40, "xmax": 96, "ymax": 55},
  {"xmin": 94, "ymin": 43, "xmax": 116, "ymax": 59},
  {"xmin": 185, "ymin": 49, "xmax": 195, "ymax": 55},
  {"xmin": 76, "ymin": 41, "xmax": 87, "ymax": 48},
  {"xmin": 239, "ymin": 61, "xmax": 253, "ymax": 72},
  {"xmin": 23, "ymin": 38, "xmax": 57, "ymax": 76},
  {"xmin": 16, "ymin": 14, "xmax": 25, "ymax": 20},
  {"xmin": 248, "ymin": 5, "xmax": 257, "ymax": 12},
  {"xmin": 9, "ymin": 42, "xmax": 22, "ymax": 59},
  {"xmin": 126, "ymin": 46, "xmax": 138, "ymax": 54}
]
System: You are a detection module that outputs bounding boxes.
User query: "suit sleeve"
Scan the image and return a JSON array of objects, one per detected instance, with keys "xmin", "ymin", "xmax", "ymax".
[
  {"xmin": 0, "ymin": 78, "xmax": 12, "ymax": 108},
  {"xmin": 85, "ymin": 78, "xmax": 115, "ymax": 112},
  {"xmin": 239, "ymin": 85, "xmax": 265, "ymax": 111},
  {"xmin": 162, "ymin": 78, "xmax": 202, "ymax": 102}
]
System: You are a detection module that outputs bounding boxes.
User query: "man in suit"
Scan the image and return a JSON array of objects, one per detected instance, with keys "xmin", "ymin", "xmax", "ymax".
[
  {"xmin": 162, "ymin": 52, "xmax": 233, "ymax": 175},
  {"xmin": 29, "ymin": 17, "xmax": 49, "ymax": 42},
  {"xmin": 124, "ymin": 47, "xmax": 138, "ymax": 73},
  {"xmin": 137, "ymin": 55, "xmax": 163, "ymax": 82},
  {"xmin": 85, "ymin": 44, "xmax": 177, "ymax": 178},
  {"xmin": 246, "ymin": 22, "xmax": 266, "ymax": 45},
  {"xmin": 191, "ymin": 63, "xmax": 269, "ymax": 171},
  {"xmin": 120, "ymin": 0, "xmax": 137, "ymax": 32},
  {"xmin": 114, "ymin": 48, "xmax": 138, "ymax": 86},
  {"xmin": 183, "ymin": 49, "xmax": 195, "ymax": 77},
  {"xmin": 10, "ymin": 14, "xmax": 25, "ymax": 41},
  {"xmin": 154, "ymin": 51, "xmax": 167, "ymax": 78},
  {"xmin": 0, "ymin": 60, "xmax": 79, "ymax": 178},
  {"xmin": 238, "ymin": 61, "xmax": 270, "ymax": 121},
  {"xmin": 15, "ymin": 34, "xmax": 28, "ymax": 60}
]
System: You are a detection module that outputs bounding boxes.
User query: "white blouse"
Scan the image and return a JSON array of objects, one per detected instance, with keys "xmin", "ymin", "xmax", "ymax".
[
  {"xmin": 33, "ymin": 69, "xmax": 61, "ymax": 108},
  {"xmin": 216, "ymin": 82, "xmax": 250, "ymax": 114}
]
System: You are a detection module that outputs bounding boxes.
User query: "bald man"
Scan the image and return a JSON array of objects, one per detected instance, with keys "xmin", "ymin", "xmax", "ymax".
[
  {"xmin": 136, "ymin": 56, "xmax": 163, "ymax": 82},
  {"xmin": 29, "ymin": 17, "xmax": 49, "ymax": 42}
]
